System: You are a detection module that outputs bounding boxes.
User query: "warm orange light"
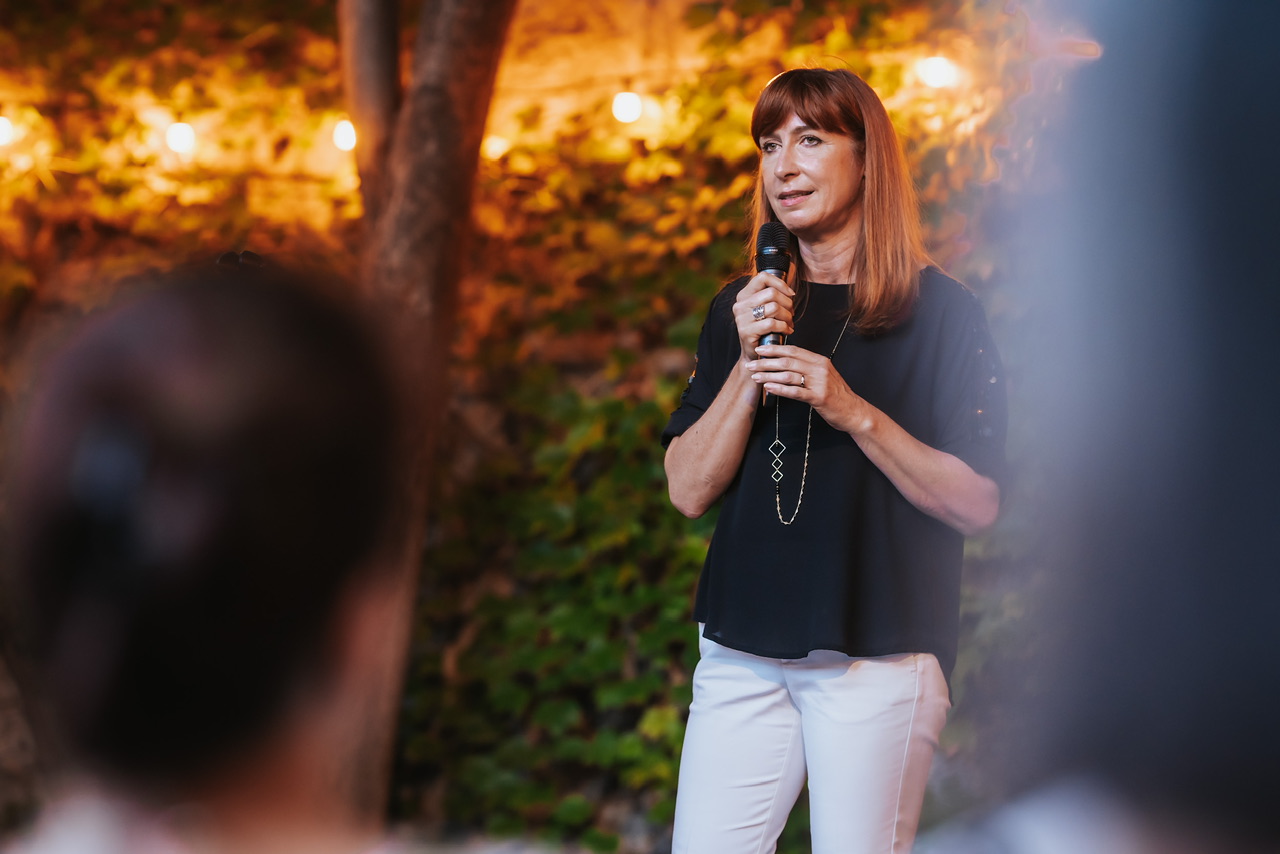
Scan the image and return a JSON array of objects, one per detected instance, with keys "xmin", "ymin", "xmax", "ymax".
[
  {"xmin": 333, "ymin": 119, "xmax": 357, "ymax": 152},
  {"xmin": 612, "ymin": 91, "xmax": 643, "ymax": 123},
  {"xmin": 166, "ymin": 122, "xmax": 196, "ymax": 154},
  {"xmin": 0, "ymin": 117, "xmax": 13, "ymax": 146},
  {"xmin": 916, "ymin": 56, "xmax": 961, "ymax": 88},
  {"xmin": 482, "ymin": 135, "xmax": 512, "ymax": 159}
]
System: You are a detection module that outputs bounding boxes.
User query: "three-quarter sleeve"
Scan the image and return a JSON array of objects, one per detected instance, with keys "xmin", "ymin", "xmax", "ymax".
[
  {"xmin": 661, "ymin": 280, "xmax": 745, "ymax": 449},
  {"xmin": 931, "ymin": 290, "xmax": 1009, "ymax": 493}
]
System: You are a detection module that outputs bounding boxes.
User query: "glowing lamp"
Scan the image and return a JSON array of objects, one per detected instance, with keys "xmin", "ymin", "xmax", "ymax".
[
  {"xmin": 612, "ymin": 91, "xmax": 643, "ymax": 123},
  {"xmin": 916, "ymin": 56, "xmax": 961, "ymax": 89},
  {"xmin": 334, "ymin": 119, "xmax": 357, "ymax": 152},
  {"xmin": 166, "ymin": 122, "xmax": 196, "ymax": 154},
  {"xmin": 0, "ymin": 117, "xmax": 13, "ymax": 146},
  {"xmin": 482, "ymin": 135, "xmax": 512, "ymax": 159}
]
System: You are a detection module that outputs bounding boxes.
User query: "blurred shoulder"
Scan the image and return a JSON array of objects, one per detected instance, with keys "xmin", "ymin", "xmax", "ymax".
[{"xmin": 915, "ymin": 780, "xmax": 1147, "ymax": 854}]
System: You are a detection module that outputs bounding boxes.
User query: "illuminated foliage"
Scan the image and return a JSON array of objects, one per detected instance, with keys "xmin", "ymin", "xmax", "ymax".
[{"xmin": 0, "ymin": 2, "xmax": 358, "ymax": 346}]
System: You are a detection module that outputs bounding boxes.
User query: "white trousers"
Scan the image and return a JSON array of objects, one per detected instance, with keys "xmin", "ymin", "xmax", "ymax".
[{"xmin": 672, "ymin": 632, "xmax": 950, "ymax": 854}]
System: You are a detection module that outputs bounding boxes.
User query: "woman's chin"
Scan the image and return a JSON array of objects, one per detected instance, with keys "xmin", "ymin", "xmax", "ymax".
[{"xmin": 775, "ymin": 213, "xmax": 812, "ymax": 237}]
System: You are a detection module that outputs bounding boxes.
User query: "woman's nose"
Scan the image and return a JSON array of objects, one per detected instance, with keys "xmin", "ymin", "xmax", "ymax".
[{"xmin": 772, "ymin": 144, "xmax": 798, "ymax": 179}]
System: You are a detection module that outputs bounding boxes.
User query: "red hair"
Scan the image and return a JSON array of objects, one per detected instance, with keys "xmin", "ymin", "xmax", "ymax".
[{"xmin": 748, "ymin": 68, "xmax": 930, "ymax": 333}]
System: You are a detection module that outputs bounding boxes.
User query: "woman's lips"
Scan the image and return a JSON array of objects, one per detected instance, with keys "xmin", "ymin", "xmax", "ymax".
[{"xmin": 777, "ymin": 190, "xmax": 812, "ymax": 207}]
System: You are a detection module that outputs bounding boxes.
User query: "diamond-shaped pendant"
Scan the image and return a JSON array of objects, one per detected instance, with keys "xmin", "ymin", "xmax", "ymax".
[{"xmin": 769, "ymin": 438, "xmax": 786, "ymax": 482}]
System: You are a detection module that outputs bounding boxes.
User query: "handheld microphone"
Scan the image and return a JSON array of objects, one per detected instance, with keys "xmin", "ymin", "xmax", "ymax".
[
  {"xmin": 755, "ymin": 222, "xmax": 792, "ymax": 349},
  {"xmin": 755, "ymin": 222, "xmax": 792, "ymax": 406}
]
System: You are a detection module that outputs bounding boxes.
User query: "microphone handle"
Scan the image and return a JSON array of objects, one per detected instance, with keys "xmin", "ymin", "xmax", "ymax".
[{"xmin": 759, "ymin": 266, "xmax": 787, "ymax": 405}]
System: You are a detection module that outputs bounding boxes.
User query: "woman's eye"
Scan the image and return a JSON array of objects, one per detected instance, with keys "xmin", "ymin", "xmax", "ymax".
[
  {"xmin": 802, "ymin": 135, "xmax": 821, "ymax": 145},
  {"xmin": 761, "ymin": 141, "xmax": 779, "ymax": 152}
]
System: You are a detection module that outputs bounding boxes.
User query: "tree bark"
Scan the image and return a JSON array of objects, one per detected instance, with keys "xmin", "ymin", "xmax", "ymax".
[
  {"xmin": 337, "ymin": 0, "xmax": 401, "ymax": 225},
  {"xmin": 339, "ymin": 0, "xmax": 519, "ymax": 824}
]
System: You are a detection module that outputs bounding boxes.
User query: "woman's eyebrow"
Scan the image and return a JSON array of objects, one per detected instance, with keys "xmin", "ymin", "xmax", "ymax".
[{"xmin": 761, "ymin": 124, "xmax": 820, "ymax": 141}]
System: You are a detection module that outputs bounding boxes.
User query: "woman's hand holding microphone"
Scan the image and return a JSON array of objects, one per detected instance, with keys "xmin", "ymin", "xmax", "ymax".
[
  {"xmin": 733, "ymin": 272, "xmax": 794, "ymax": 359},
  {"xmin": 736, "ymin": 276, "xmax": 868, "ymax": 436}
]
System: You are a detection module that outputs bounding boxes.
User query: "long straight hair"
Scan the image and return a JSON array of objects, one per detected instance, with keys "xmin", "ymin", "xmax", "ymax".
[{"xmin": 748, "ymin": 68, "xmax": 930, "ymax": 334}]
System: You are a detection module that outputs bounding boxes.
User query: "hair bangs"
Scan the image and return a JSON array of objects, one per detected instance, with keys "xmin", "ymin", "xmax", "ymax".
[{"xmin": 751, "ymin": 69, "xmax": 865, "ymax": 147}]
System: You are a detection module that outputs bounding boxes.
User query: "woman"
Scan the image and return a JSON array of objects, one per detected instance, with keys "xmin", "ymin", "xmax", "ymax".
[{"xmin": 663, "ymin": 68, "xmax": 1007, "ymax": 853}]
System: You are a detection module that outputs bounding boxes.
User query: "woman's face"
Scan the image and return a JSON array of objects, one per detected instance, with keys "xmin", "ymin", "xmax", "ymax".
[{"xmin": 759, "ymin": 112, "xmax": 864, "ymax": 246}]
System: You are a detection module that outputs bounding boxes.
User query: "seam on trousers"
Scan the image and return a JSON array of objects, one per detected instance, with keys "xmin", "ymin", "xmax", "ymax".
[
  {"xmin": 753, "ymin": 693, "xmax": 801, "ymax": 854},
  {"xmin": 889, "ymin": 655, "xmax": 922, "ymax": 854}
]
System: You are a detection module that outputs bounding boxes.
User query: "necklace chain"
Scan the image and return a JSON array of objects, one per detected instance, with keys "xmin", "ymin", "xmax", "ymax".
[{"xmin": 772, "ymin": 314, "xmax": 851, "ymax": 525}]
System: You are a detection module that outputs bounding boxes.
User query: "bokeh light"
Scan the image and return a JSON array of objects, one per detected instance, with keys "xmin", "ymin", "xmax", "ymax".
[
  {"xmin": 482, "ymin": 135, "xmax": 512, "ymax": 159},
  {"xmin": 165, "ymin": 122, "xmax": 196, "ymax": 154},
  {"xmin": 0, "ymin": 117, "xmax": 14, "ymax": 146},
  {"xmin": 612, "ymin": 91, "xmax": 643, "ymax": 123},
  {"xmin": 334, "ymin": 119, "xmax": 357, "ymax": 152},
  {"xmin": 916, "ymin": 56, "xmax": 961, "ymax": 88}
]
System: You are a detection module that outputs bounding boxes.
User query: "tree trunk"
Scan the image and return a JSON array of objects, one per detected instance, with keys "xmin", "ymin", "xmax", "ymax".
[
  {"xmin": 339, "ymin": 0, "xmax": 519, "ymax": 824},
  {"xmin": 337, "ymin": 0, "xmax": 400, "ymax": 225}
]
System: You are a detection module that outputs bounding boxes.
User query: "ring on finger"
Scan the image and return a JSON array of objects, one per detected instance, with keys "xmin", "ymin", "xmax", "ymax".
[
  {"xmin": 751, "ymin": 304, "xmax": 766, "ymax": 320},
  {"xmin": 799, "ymin": 374, "xmax": 806, "ymax": 387}
]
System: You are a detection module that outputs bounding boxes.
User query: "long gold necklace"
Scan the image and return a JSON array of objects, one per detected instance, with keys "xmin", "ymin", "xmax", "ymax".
[{"xmin": 771, "ymin": 313, "xmax": 852, "ymax": 525}]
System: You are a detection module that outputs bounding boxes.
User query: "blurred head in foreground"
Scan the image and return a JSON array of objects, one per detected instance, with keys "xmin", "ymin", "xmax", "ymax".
[
  {"xmin": 3, "ymin": 258, "xmax": 402, "ymax": 848},
  {"xmin": 922, "ymin": 1, "xmax": 1280, "ymax": 851}
]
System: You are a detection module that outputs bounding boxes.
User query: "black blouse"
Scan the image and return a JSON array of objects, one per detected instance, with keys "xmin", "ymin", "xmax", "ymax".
[{"xmin": 662, "ymin": 268, "xmax": 1007, "ymax": 681}]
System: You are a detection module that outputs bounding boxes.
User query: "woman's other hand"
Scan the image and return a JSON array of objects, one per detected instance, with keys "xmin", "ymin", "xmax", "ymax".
[
  {"xmin": 747, "ymin": 342, "xmax": 999, "ymax": 535},
  {"xmin": 746, "ymin": 343, "xmax": 866, "ymax": 433}
]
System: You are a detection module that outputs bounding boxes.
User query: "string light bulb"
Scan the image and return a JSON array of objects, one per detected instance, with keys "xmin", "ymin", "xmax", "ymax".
[
  {"xmin": 333, "ymin": 119, "xmax": 357, "ymax": 152},
  {"xmin": 482, "ymin": 135, "xmax": 512, "ymax": 160},
  {"xmin": 612, "ymin": 91, "xmax": 643, "ymax": 124},
  {"xmin": 165, "ymin": 122, "xmax": 196, "ymax": 154},
  {"xmin": 0, "ymin": 117, "xmax": 14, "ymax": 146},
  {"xmin": 915, "ymin": 56, "xmax": 961, "ymax": 89}
]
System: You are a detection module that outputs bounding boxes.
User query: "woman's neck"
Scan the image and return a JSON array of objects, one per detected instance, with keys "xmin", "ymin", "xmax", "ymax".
[
  {"xmin": 168, "ymin": 725, "xmax": 377, "ymax": 854},
  {"xmin": 795, "ymin": 214, "xmax": 863, "ymax": 284}
]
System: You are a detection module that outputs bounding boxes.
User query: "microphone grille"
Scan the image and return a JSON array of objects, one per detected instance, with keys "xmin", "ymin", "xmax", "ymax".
[{"xmin": 757, "ymin": 222, "xmax": 790, "ymax": 254}]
